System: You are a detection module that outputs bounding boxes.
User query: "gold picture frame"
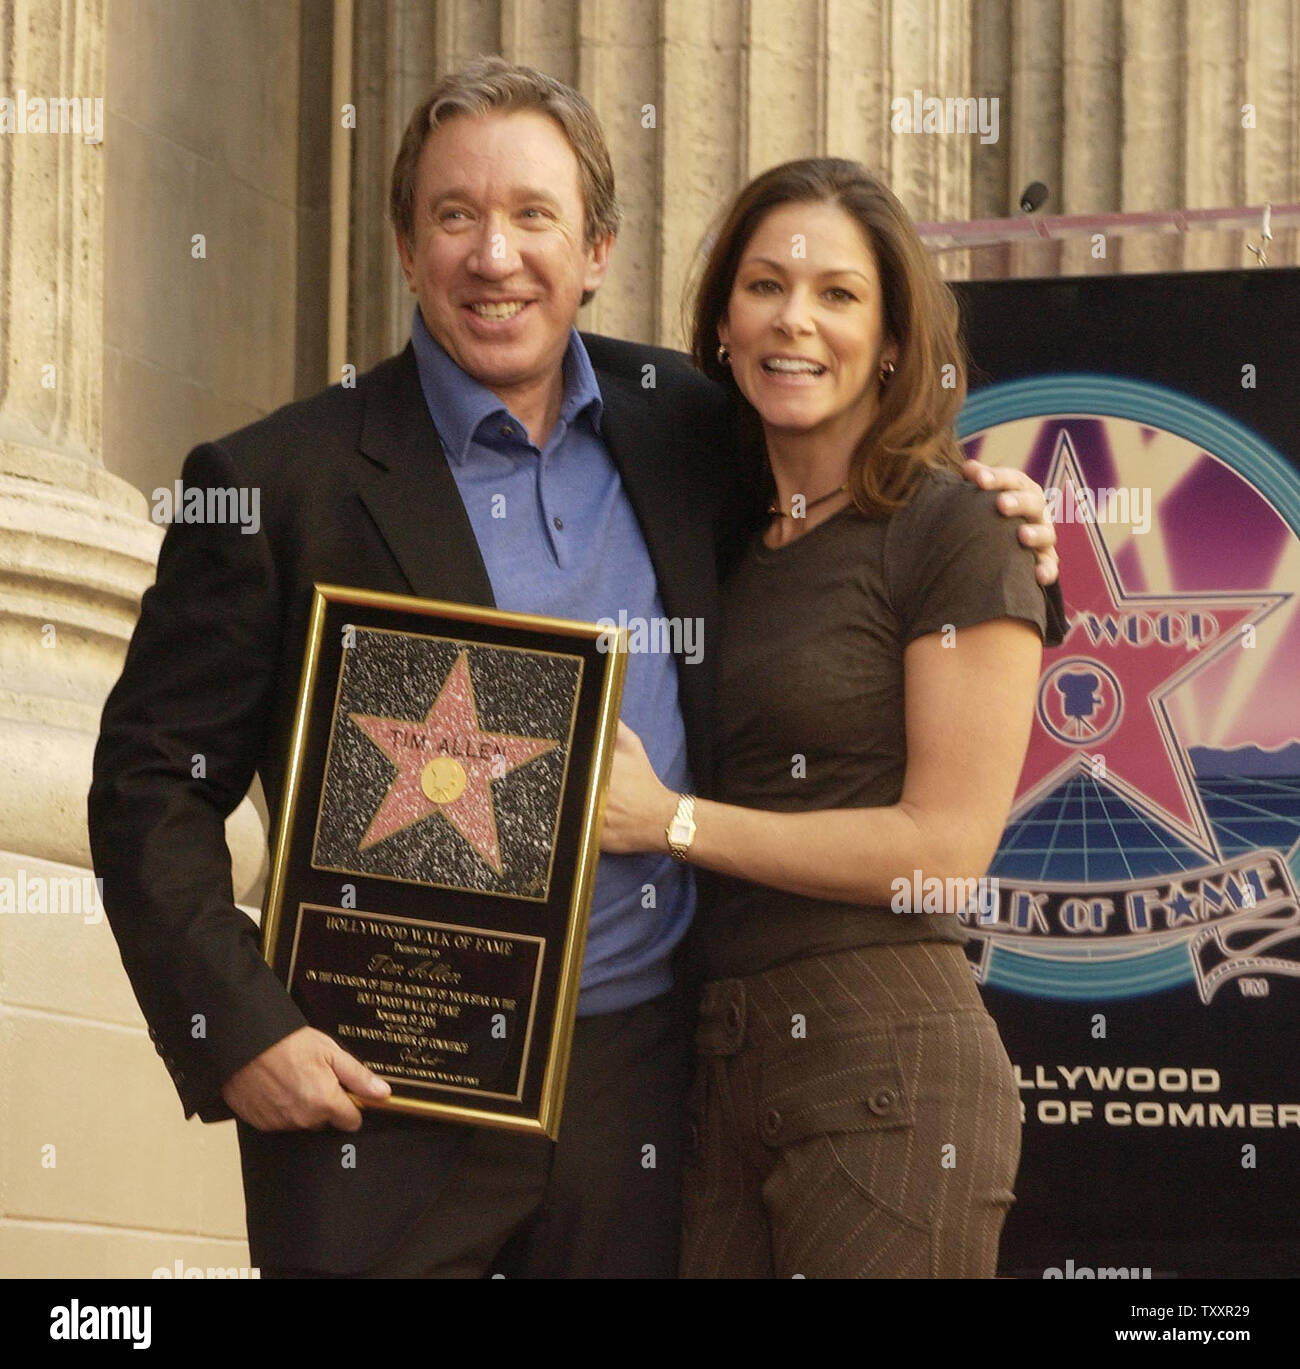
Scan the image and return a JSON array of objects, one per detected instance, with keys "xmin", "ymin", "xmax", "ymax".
[{"xmin": 260, "ymin": 584, "xmax": 627, "ymax": 1138}]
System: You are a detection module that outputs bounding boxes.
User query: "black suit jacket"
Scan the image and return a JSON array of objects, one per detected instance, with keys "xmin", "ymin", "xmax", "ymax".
[{"xmin": 87, "ymin": 336, "xmax": 746, "ymax": 1272}]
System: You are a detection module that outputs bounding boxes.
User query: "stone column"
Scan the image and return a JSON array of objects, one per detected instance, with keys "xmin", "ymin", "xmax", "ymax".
[
  {"xmin": 1060, "ymin": 0, "xmax": 1121, "ymax": 276},
  {"xmin": 1118, "ymin": 0, "xmax": 1186, "ymax": 274},
  {"xmin": 1008, "ymin": 0, "xmax": 1064, "ymax": 279},
  {"xmin": 1183, "ymin": 0, "xmax": 1245, "ymax": 272},
  {"xmin": 1242, "ymin": 0, "xmax": 1298, "ymax": 269},
  {"xmin": 0, "ymin": 0, "xmax": 263, "ymax": 1277}
]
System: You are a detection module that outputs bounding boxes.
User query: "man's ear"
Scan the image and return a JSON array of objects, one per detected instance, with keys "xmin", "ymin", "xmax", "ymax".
[
  {"xmin": 394, "ymin": 229, "xmax": 417, "ymax": 292},
  {"xmin": 582, "ymin": 231, "xmax": 616, "ymax": 297}
]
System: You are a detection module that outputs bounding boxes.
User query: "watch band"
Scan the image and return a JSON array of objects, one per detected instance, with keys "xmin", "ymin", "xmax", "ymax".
[{"xmin": 666, "ymin": 793, "xmax": 697, "ymax": 862}]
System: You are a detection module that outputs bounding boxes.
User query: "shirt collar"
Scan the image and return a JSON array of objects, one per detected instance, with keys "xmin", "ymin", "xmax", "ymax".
[{"xmin": 410, "ymin": 305, "xmax": 603, "ymax": 464}]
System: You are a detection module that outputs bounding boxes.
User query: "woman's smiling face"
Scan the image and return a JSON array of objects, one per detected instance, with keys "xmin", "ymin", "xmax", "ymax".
[{"xmin": 718, "ymin": 198, "xmax": 897, "ymax": 442}]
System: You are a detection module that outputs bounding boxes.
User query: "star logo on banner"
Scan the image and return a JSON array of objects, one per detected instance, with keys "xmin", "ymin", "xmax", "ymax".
[
  {"xmin": 348, "ymin": 650, "xmax": 558, "ymax": 874},
  {"xmin": 1012, "ymin": 429, "xmax": 1287, "ymax": 861}
]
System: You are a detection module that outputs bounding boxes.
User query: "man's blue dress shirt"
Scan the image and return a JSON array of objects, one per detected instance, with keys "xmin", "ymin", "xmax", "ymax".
[{"xmin": 410, "ymin": 308, "xmax": 695, "ymax": 1014}]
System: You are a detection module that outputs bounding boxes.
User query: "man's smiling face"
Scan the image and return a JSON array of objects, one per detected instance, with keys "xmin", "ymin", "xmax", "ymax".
[{"xmin": 395, "ymin": 109, "xmax": 613, "ymax": 407}]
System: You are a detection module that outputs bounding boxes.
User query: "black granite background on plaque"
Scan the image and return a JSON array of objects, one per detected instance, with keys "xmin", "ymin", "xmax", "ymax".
[{"xmin": 312, "ymin": 629, "xmax": 582, "ymax": 898}]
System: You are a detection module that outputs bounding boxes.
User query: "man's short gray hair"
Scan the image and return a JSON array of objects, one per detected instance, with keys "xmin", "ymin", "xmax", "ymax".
[{"xmin": 389, "ymin": 55, "xmax": 621, "ymax": 270}]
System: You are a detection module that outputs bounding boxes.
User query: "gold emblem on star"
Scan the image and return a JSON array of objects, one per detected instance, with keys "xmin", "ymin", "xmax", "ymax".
[{"xmin": 421, "ymin": 757, "xmax": 467, "ymax": 804}]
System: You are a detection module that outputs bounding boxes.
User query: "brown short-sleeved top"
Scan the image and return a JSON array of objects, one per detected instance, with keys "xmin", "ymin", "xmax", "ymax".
[{"xmin": 695, "ymin": 465, "xmax": 1049, "ymax": 981}]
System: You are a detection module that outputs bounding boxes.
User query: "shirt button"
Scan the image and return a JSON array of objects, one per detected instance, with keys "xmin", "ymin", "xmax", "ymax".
[
  {"xmin": 500, "ymin": 424, "xmax": 514, "ymax": 437},
  {"xmin": 869, "ymin": 1087, "xmax": 899, "ymax": 1115},
  {"xmin": 553, "ymin": 516, "xmax": 563, "ymax": 530},
  {"xmin": 761, "ymin": 1108, "xmax": 783, "ymax": 1140}
]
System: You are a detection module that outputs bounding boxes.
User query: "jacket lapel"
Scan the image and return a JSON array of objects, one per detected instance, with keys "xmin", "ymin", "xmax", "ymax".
[
  {"xmin": 597, "ymin": 365, "xmax": 718, "ymax": 790},
  {"xmin": 355, "ymin": 344, "xmax": 496, "ymax": 608},
  {"xmin": 352, "ymin": 341, "xmax": 717, "ymax": 789},
  {"xmin": 596, "ymin": 370, "xmax": 715, "ymax": 626}
]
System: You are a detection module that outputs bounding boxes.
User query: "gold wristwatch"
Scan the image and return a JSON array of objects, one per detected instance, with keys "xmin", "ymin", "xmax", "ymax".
[{"xmin": 666, "ymin": 793, "xmax": 697, "ymax": 862}]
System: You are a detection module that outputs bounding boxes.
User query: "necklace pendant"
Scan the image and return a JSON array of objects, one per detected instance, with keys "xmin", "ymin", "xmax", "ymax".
[{"xmin": 767, "ymin": 483, "xmax": 850, "ymax": 518}]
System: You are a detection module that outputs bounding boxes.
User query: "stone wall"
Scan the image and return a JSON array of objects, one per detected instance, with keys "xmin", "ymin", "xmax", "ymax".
[{"xmin": 347, "ymin": 0, "xmax": 1299, "ymax": 368}]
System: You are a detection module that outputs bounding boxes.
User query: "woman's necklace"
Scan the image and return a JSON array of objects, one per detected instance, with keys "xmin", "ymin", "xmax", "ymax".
[{"xmin": 767, "ymin": 483, "xmax": 849, "ymax": 518}]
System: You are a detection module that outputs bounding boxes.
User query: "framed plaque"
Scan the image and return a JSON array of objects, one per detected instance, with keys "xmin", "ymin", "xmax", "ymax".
[{"xmin": 260, "ymin": 584, "xmax": 627, "ymax": 1138}]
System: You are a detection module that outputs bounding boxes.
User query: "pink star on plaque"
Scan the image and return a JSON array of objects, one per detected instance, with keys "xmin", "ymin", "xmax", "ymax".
[
  {"xmin": 348, "ymin": 650, "xmax": 557, "ymax": 874},
  {"xmin": 1011, "ymin": 430, "xmax": 1285, "ymax": 860}
]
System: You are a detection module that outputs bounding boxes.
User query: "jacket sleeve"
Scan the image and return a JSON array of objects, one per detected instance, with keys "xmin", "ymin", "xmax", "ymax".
[{"xmin": 87, "ymin": 442, "xmax": 308, "ymax": 1122}]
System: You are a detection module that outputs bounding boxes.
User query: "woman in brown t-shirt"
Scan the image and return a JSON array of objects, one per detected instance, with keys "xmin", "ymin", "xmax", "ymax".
[{"xmin": 601, "ymin": 159, "xmax": 1048, "ymax": 1278}]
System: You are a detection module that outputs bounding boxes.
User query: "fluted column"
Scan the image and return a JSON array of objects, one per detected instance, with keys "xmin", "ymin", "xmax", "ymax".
[
  {"xmin": 969, "ymin": 0, "xmax": 1013, "ymax": 277},
  {"xmin": 1060, "ymin": 0, "xmax": 1120, "ymax": 275},
  {"xmin": 576, "ymin": 0, "xmax": 660, "ymax": 341},
  {"xmin": 826, "ymin": 0, "xmax": 892, "ymax": 175},
  {"xmin": 1242, "ymin": 0, "xmax": 1298, "ymax": 268},
  {"xmin": 1008, "ymin": 0, "xmax": 1063, "ymax": 278},
  {"xmin": 501, "ymin": 0, "xmax": 578, "ymax": 78},
  {"xmin": 971, "ymin": 0, "xmax": 1012, "ymax": 215},
  {"xmin": 1184, "ymin": 0, "xmax": 1245, "ymax": 270},
  {"xmin": 654, "ymin": 0, "xmax": 746, "ymax": 350},
  {"xmin": 1119, "ymin": 0, "xmax": 1185, "ymax": 274},
  {"xmin": 0, "ymin": 0, "xmax": 132, "ymax": 861},
  {"xmin": 343, "ymin": 0, "xmax": 1299, "ymax": 351},
  {"xmin": 742, "ymin": 0, "xmax": 825, "ymax": 180}
]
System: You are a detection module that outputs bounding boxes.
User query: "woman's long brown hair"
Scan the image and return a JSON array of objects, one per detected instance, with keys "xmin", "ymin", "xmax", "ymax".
[{"xmin": 689, "ymin": 158, "xmax": 969, "ymax": 514}]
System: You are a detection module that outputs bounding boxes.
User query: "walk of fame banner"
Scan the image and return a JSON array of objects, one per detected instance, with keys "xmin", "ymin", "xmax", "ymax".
[
  {"xmin": 260, "ymin": 585, "xmax": 626, "ymax": 1138},
  {"xmin": 951, "ymin": 269, "xmax": 1300, "ymax": 1278}
]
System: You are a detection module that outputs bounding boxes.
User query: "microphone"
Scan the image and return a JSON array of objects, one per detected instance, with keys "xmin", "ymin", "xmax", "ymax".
[{"xmin": 1019, "ymin": 181, "xmax": 1049, "ymax": 214}]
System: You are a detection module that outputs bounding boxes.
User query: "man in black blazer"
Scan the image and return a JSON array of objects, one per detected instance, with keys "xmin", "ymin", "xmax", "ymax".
[{"xmin": 88, "ymin": 57, "xmax": 1059, "ymax": 1278}]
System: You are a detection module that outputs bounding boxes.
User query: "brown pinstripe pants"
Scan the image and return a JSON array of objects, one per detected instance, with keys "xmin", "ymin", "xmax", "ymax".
[{"xmin": 680, "ymin": 941, "xmax": 1022, "ymax": 1279}]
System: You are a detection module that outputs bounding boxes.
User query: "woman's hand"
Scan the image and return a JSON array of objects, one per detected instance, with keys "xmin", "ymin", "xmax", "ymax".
[{"xmin": 599, "ymin": 720, "xmax": 679, "ymax": 854}]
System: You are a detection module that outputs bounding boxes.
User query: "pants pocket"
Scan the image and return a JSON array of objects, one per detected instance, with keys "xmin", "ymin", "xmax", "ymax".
[{"xmin": 757, "ymin": 1028, "xmax": 934, "ymax": 1278}]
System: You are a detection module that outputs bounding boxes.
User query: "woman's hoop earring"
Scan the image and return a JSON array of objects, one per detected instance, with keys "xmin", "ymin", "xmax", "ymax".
[
  {"xmin": 879, "ymin": 359, "xmax": 896, "ymax": 383},
  {"xmin": 717, "ymin": 345, "xmax": 731, "ymax": 365}
]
